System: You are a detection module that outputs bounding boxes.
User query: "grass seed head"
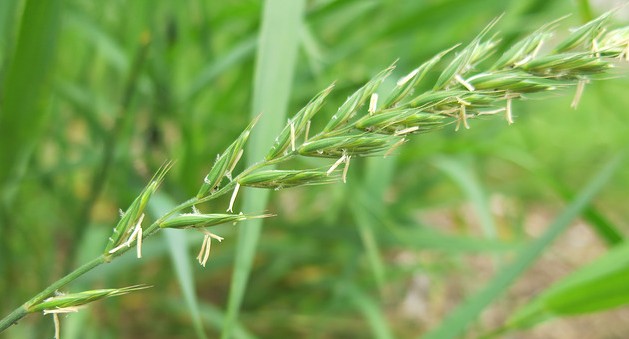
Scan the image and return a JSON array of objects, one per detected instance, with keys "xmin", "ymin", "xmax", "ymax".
[
  {"xmin": 238, "ymin": 169, "xmax": 339, "ymax": 189},
  {"xmin": 323, "ymin": 64, "xmax": 395, "ymax": 132},
  {"xmin": 160, "ymin": 213, "xmax": 270, "ymax": 229},
  {"xmin": 266, "ymin": 83, "xmax": 335, "ymax": 161},
  {"xmin": 28, "ymin": 285, "xmax": 151, "ymax": 313},
  {"xmin": 104, "ymin": 163, "xmax": 171, "ymax": 255},
  {"xmin": 197, "ymin": 116, "xmax": 259, "ymax": 198},
  {"xmin": 554, "ymin": 11, "xmax": 612, "ymax": 53},
  {"xmin": 298, "ymin": 134, "xmax": 399, "ymax": 158}
]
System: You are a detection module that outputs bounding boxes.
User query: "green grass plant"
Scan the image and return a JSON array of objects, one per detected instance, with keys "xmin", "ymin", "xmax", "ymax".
[{"xmin": 2, "ymin": 2, "xmax": 629, "ymax": 338}]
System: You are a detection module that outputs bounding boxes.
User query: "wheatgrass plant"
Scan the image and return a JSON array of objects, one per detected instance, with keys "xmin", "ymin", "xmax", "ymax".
[{"xmin": 1, "ymin": 12, "xmax": 629, "ymax": 337}]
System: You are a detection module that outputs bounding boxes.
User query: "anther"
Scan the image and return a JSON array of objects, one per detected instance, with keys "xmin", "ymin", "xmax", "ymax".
[
  {"xmin": 227, "ymin": 182, "xmax": 241, "ymax": 213},
  {"xmin": 384, "ymin": 138, "xmax": 407, "ymax": 157},
  {"xmin": 327, "ymin": 154, "xmax": 347, "ymax": 175},
  {"xmin": 571, "ymin": 79, "xmax": 587, "ymax": 109},
  {"xmin": 369, "ymin": 93, "xmax": 379, "ymax": 115},
  {"xmin": 397, "ymin": 68, "xmax": 419, "ymax": 86},
  {"xmin": 290, "ymin": 121, "xmax": 296, "ymax": 151},
  {"xmin": 455, "ymin": 74, "xmax": 475, "ymax": 92}
]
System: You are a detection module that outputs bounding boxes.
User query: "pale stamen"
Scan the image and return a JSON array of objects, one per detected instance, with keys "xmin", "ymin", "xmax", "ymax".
[
  {"xmin": 455, "ymin": 74, "xmax": 475, "ymax": 91},
  {"xmin": 196, "ymin": 234, "xmax": 207, "ymax": 264},
  {"xmin": 108, "ymin": 214, "xmax": 145, "ymax": 255},
  {"xmin": 461, "ymin": 104, "xmax": 470, "ymax": 129},
  {"xmin": 571, "ymin": 79, "xmax": 587, "ymax": 109},
  {"xmin": 304, "ymin": 120, "xmax": 311, "ymax": 142},
  {"xmin": 197, "ymin": 231, "xmax": 224, "ymax": 266},
  {"xmin": 394, "ymin": 126, "xmax": 420, "ymax": 136},
  {"xmin": 342, "ymin": 155, "xmax": 351, "ymax": 183},
  {"xmin": 290, "ymin": 121, "xmax": 296, "ymax": 151},
  {"xmin": 592, "ymin": 39, "xmax": 600, "ymax": 58},
  {"xmin": 136, "ymin": 227, "xmax": 143, "ymax": 258},
  {"xmin": 455, "ymin": 98, "xmax": 470, "ymax": 131},
  {"xmin": 201, "ymin": 235, "xmax": 211, "ymax": 266},
  {"xmin": 531, "ymin": 39, "xmax": 544, "ymax": 59},
  {"xmin": 327, "ymin": 154, "xmax": 347, "ymax": 175},
  {"xmin": 226, "ymin": 149, "xmax": 244, "ymax": 181},
  {"xmin": 384, "ymin": 138, "xmax": 407, "ymax": 157},
  {"xmin": 505, "ymin": 94, "xmax": 514, "ymax": 124},
  {"xmin": 43, "ymin": 306, "xmax": 81, "ymax": 314},
  {"xmin": 397, "ymin": 68, "xmax": 419, "ymax": 86},
  {"xmin": 368, "ymin": 93, "xmax": 379, "ymax": 115},
  {"xmin": 227, "ymin": 182, "xmax": 241, "ymax": 213},
  {"xmin": 53, "ymin": 313, "xmax": 60, "ymax": 339},
  {"xmin": 514, "ymin": 55, "xmax": 533, "ymax": 67},
  {"xmin": 477, "ymin": 107, "xmax": 506, "ymax": 115}
]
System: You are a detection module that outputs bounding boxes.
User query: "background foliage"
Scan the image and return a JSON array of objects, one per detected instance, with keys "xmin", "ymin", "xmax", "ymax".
[{"xmin": 1, "ymin": 0, "xmax": 629, "ymax": 338}]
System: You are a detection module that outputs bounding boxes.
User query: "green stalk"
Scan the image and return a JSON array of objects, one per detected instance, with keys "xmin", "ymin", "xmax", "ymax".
[
  {"xmin": 0, "ymin": 256, "xmax": 104, "ymax": 331},
  {"xmin": 222, "ymin": 1, "xmax": 306, "ymax": 338},
  {"xmin": 0, "ymin": 194, "xmax": 198, "ymax": 331}
]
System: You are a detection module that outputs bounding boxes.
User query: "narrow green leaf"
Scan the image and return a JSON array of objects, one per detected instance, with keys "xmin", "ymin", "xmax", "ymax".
[
  {"xmin": 0, "ymin": 0, "xmax": 20, "ymax": 66},
  {"xmin": 507, "ymin": 240, "xmax": 629, "ymax": 329},
  {"xmin": 498, "ymin": 150, "xmax": 624, "ymax": 245},
  {"xmin": 150, "ymin": 193, "xmax": 208, "ymax": 339},
  {"xmin": 0, "ymin": 0, "xmax": 61, "ymax": 199},
  {"xmin": 165, "ymin": 299, "xmax": 257, "ymax": 339},
  {"xmin": 183, "ymin": 36, "xmax": 257, "ymax": 104},
  {"xmin": 343, "ymin": 284, "xmax": 394, "ymax": 339},
  {"xmin": 65, "ymin": 9, "xmax": 128, "ymax": 73},
  {"xmin": 433, "ymin": 156, "xmax": 497, "ymax": 240},
  {"xmin": 350, "ymin": 202, "xmax": 386, "ymax": 291},
  {"xmin": 222, "ymin": 2, "xmax": 306, "ymax": 339},
  {"xmin": 423, "ymin": 153, "xmax": 624, "ymax": 339}
]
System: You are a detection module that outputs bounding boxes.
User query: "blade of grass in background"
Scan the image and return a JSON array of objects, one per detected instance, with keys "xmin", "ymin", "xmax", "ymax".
[
  {"xmin": 64, "ymin": 227, "xmax": 109, "ymax": 339},
  {"xmin": 0, "ymin": 0, "xmax": 61, "ymax": 201},
  {"xmin": 222, "ymin": 1, "xmax": 306, "ymax": 338},
  {"xmin": 505, "ymin": 239, "xmax": 629, "ymax": 332},
  {"xmin": 0, "ymin": 0, "xmax": 20, "ymax": 67},
  {"xmin": 576, "ymin": 0, "xmax": 594, "ymax": 22},
  {"xmin": 433, "ymin": 156, "xmax": 498, "ymax": 240},
  {"xmin": 64, "ymin": 10, "xmax": 129, "ymax": 73},
  {"xmin": 349, "ymin": 157, "xmax": 397, "ymax": 292},
  {"xmin": 0, "ymin": 0, "xmax": 61, "ymax": 303},
  {"xmin": 498, "ymin": 149, "xmax": 624, "ymax": 245},
  {"xmin": 150, "ymin": 193, "xmax": 208, "ymax": 339},
  {"xmin": 165, "ymin": 299, "xmax": 257, "ymax": 339},
  {"xmin": 350, "ymin": 204, "xmax": 387, "ymax": 291},
  {"xmin": 423, "ymin": 153, "xmax": 625, "ymax": 339},
  {"xmin": 343, "ymin": 283, "xmax": 394, "ymax": 339},
  {"xmin": 70, "ymin": 35, "xmax": 151, "ymax": 268},
  {"xmin": 182, "ymin": 36, "xmax": 257, "ymax": 104}
]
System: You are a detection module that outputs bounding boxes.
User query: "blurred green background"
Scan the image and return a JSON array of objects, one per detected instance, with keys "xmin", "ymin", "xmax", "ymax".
[{"xmin": 1, "ymin": 0, "xmax": 629, "ymax": 338}]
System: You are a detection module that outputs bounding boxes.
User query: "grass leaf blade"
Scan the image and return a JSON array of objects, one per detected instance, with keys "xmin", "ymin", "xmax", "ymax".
[
  {"xmin": 150, "ymin": 193, "xmax": 208, "ymax": 339},
  {"xmin": 423, "ymin": 152, "xmax": 625, "ymax": 339},
  {"xmin": 222, "ymin": 1, "xmax": 306, "ymax": 338}
]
